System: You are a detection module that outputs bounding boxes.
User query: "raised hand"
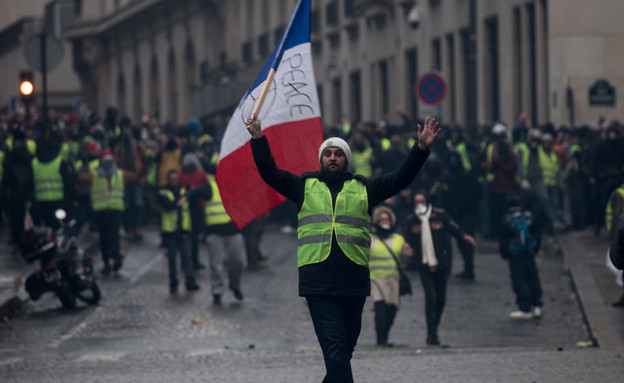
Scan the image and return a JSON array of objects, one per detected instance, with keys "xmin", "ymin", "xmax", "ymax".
[
  {"xmin": 246, "ymin": 115, "xmax": 263, "ymax": 139},
  {"xmin": 416, "ymin": 117, "xmax": 441, "ymax": 150}
]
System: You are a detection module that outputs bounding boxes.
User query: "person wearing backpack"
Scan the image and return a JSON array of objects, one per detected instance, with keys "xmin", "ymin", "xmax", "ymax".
[{"xmin": 499, "ymin": 191, "xmax": 543, "ymax": 319}]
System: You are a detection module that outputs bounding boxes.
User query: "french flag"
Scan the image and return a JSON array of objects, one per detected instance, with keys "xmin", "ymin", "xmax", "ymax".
[{"xmin": 216, "ymin": 0, "xmax": 323, "ymax": 229}]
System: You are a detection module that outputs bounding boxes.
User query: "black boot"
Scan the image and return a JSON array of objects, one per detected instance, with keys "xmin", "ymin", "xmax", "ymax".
[{"xmin": 374, "ymin": 301, "xmax": 389, "ymax": 346}]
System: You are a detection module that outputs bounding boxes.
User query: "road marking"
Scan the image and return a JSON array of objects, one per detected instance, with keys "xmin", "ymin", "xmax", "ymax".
[
  {"xmin": 74, "ymin": 352, "xmax": 127, "ymax": 363},
  {"xmin": 128, "ymin": 252, "xmax": 163, "ymax": 285},
  {"xmin": 49, "ymin": 250, "xmax": 163, "ymax": 349},
  {"xmin": 0, "ymin": 357, "xmax": 22, "ymax": 366},
  {"xmin": 186, "ymin": 348, "xmax": 227, "ymax": 357}
]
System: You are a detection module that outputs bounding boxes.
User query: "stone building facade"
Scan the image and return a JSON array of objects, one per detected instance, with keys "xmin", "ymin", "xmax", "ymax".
[{"xmin": 65, "ymin": 0, "xmax": 624, "ymax": 128}]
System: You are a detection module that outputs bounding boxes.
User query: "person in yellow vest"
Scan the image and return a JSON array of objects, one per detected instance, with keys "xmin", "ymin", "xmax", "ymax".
[
  {"xmin": 157, "ymin": 169, "xmax": 202, "ymax": 294},
  {"xmin": 71, "ymin": 141, "xmax": 101, "ymax": 238},
  {"xmin": 80, "ymin": 150, "xmax": 125, "ymax": 275},
  {"xmin": 349, "ymin": 130, "xmax": 374, "ymax": 178},
  {"xmin": 204, "ymin": 171, "xmax": 246, "ymax": 305},
  {"xmin": 31, "ymin": 141, "xmax": 74, "ymax": 230},
  {"xmin": 369, "ymin": 206, "xmax": 413, "ymax": 346},
  {"xmin": 247, "ymin": 115, "xmax": 439, "ymax": 383},
  {"xmin": 539, "ymin": 133, "xmax": 568, "ymax": 230},
  {"xmin": 155, "ymin": 130, "xmax": 182, "ymax": 188},
  {"xmin": 609, "ymin": 211, "xmax": 624, "ymax": 307}
]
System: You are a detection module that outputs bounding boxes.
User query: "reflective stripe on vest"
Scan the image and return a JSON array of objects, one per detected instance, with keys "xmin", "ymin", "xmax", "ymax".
[
  {"xmin": 456, "ymin": 142, "xmax": 472, "ymax": 171},
  {"xmin": 205, "ymin": 174, "xmax": 232, "ymax": 226},
  {"xmin": 606, "ymin": 186, "xmax": 624, "ymax": 232},
  {"xmin": 352, "ymin": 147, "xmax": 373, "ymax": 178},
  {"xmin": 513, "ymin": 142, "xmax": 529, "ymax": 180},
  {"xmin": 297, "ymin": 178, "xmax": 371, "ymax": 267},
  {"xmin": 485, "ymin": 144, "xmax": 494, "ymax": 181},
  {"xmin": 159, "ymin": 188, "xmax": 191, "ymax": 232},
  {"xmin": 32, "ymin": 156, "xmax": 64, "ymax": 202},
  {"xmin": 370, "ymin": 234, "xmax": 404, "ymax": 280},
  {"xmin": 538, "ymin": 147, "xmax": 559, "ymax": 187},
  {"xmin": 91, "ymin": 170, "xmax": 125, "ymax": 211}
]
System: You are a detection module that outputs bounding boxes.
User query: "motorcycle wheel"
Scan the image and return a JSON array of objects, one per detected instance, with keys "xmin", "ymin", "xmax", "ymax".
[
  {"xmin": 55, "ymin": 283, "xmax": 77, "ymax": 309},
  {"xmin": 75, "ymin": 282, "xmax": 101, "ymax": 305}
]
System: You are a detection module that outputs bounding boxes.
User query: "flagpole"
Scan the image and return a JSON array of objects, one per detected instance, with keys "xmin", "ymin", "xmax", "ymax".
[{"xmin": 251, "ymin": 68, "xmax": 276, "ymax": 119}]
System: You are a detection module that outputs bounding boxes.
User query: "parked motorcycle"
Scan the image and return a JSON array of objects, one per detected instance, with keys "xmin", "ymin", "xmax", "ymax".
[{"xmin": 19, "ymin": 209, "xmax": 101, "ymax": 309}]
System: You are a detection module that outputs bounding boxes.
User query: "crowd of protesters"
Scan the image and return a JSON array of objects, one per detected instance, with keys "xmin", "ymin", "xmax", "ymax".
[{"xmin": 1, "ymin": 105, "xmax": 623, "ymax": 316}]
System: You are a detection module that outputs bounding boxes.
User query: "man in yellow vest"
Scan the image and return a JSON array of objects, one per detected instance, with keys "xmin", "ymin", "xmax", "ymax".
[
  {"xmin": 157, "ymin": 169, "xmax": 202, "ymax": 294},
  {"xmin": 539, "ymin": 133, "xmax": 568, "ymax": 230},
  {"xmin": 204, "ymin": 171, "xmax": 246, "ymax": 305},
  {"xmin": 31, "ymin": 141, "xmax": 73, "ymax": 230},
  {"xmin": 79, "ymin": 150, "xmax": 125, "ymax": 275},
  {"xmin": 247, "ymin": 115, "xmax": 440, "ymax": 383}
]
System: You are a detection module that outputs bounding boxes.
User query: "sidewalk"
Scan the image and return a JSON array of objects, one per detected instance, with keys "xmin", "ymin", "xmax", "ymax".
[
  {"xmin": 558, "ymin": 229, "xmax": 624, "ymax": 347},
  {"xmin": 0, "ymin": 227, "xmax": 99, "ymax": 319}
]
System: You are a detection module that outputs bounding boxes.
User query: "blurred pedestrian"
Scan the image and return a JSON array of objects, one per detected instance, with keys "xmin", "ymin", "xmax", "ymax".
[
  {"xmin": 405, "ymin": 191, "xmax": 475, "ymax": 345},
  {"xmin": 498, "ymin": 192, "xmax": 543, "ymax": 319},
  {"xmin": 247, "ymin": 114, "xmax": 439, "ymax": 382},
  {"xmin": 204, "ymin": 172, "xmax": 245, "ymax": 304},
  {"xmin": 114, "ymin": 117, "xmax": 147, "ymax": 240},
  {"xmin": 157, "ymin": 169, "xmax": 202, "ymax": 294},
  {"xmin": 179, "ymin": 153, "xmax": 208, "ymax": 270},
  {"xmin": 369, "ymin": 206, "xmax": 412, "ymax": 346}
]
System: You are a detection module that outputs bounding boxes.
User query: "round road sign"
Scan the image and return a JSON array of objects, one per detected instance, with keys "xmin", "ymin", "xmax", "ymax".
[
  {"xmin": 24, "ymin": 34, "xmax": 64, "ymax": 73},
  {"xmin": 417, "ymin": 72, "xmax": 446, "ymax": 105}
]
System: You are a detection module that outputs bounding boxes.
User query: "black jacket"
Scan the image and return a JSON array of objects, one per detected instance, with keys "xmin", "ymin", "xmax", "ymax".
[
  {"xmin": 498, "ymin": 208, "xmax": 542, "ymax": 259},
  {"xmin": 250, "ymin": 135, "xmax": 429, "ymax": 297},
  {"xmin": 610, "ymin": 213, "xmax": 624, "ymax": 270},
  {"xmin": 157, "ymin": 184, "xmax": 211, "ymax": 233},
  {"xmin": 404, "ymin": 207, "xmax": 466, "ymax": 270}
]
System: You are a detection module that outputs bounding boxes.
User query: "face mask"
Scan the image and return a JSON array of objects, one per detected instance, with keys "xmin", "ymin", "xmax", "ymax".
[
  {"xmin": 375, "ymin": 224, "xmax": 392, "ymax": 237},
  {"xmin": 416, "ymin": 203, "xmax": 427, "ymax": 215}
]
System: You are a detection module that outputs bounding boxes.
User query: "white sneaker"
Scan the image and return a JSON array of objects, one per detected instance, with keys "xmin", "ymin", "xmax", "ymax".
[
  {"xmin": 510, "ymin": 310, "xmax": 534, "ymax": 320},
  {"xmin": 532, "ymin": 307, "xmax": 542, "ymax": 318}
]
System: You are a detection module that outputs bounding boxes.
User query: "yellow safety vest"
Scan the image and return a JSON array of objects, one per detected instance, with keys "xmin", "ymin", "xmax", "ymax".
[
  {"xmin": 297, "ymin": 178, "xmax": 371, "ymax": 267},
  {"xmin": 538, "ymin": 147, "xmax": 559, "ymax": 187},
  {"xmin": 370, "ymin": 234, "xmax": 404, "ymax": 280},
  {"xmin": 456, "ymin": 142, "xmax": 472, "ymax": 171},
  {"xmin": 91, "ymin": 170, "xmax": 125, "ymax": 211},
  {"xmin": 205, "ymin": 174, "xmax": 232, "ymax": 226},
  {"xmin": 513, "ymin": 142, "xmax": 529, "ymax": 181},
  {"xmin": 352, "ymin": 147, "xmax": 373, "ymax": 178},
  {"xmin": 6, "ymin": 137, "xmax": 36, "ymax": 156},
  {"xmin": 32, "ymin": 156, "xmax": 64, "ymax": 202},
  {"xmin": 606, "ymin": 185, "xmax": 624, "ymax": 232},
  {"xmin": 159, "ymin": 188, "xmax": 191, "ymax": 232}
]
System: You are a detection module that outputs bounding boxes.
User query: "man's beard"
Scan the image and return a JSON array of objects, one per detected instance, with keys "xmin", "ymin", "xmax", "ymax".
[{"xmin": 321, "ymin": 162, "xmax": 346, "ymax": 181}]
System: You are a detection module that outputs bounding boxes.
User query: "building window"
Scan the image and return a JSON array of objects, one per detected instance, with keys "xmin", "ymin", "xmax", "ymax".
[
  {"xmin": 332, "ymin": 78, "xmax": 342, "ymax": 123},
  {"xmin": 169, "ymin": 48, "xmax": 178, "ymax": 123},
  {"xmin": 379, "ymin": 60, "xmax": 389, "ymax": 117},
  {"xmin": 274, "ymin": 25, "xmax": 286, "ymax": 45},
  {"xmin": 350, "ymin": 71, "xmax": 362, "ymax": 123},
  {"xmin": 242, "ymin": 41, "xmax": 253, "ymax": 64},
  {"xmin": 258, "ymin": 33, "xmax": 269, "ymax": 57},
  {"xmin": 345, "ymin": 0, "xmax": 356, "ymax": 18},
  {"xmin": 406, "ymin": 48, "xmax": 419, "ymax": 121},
  {"xmin": 311, "ymin": 9, "xmax": 320, "ymax": 33},
  {"xmin": 150, "ymin": 56, "xmax": 160, "ymax": 118},
  {"xmin": 133, "ymin": 64, "xmax": 142, "ymax": 121},
  {"xmin": 312, "ymin": 40, "xmax": 322, "ymax": 56},
  {"xmin": 485, "ymin": 17, "xmax": 500, "ymax": 122},
  {"xmin": 326, "ymin": 1, "xmax": 338, "ymax": 26},
  {"xmin": 431, "ymin": 38, "xmax": 441, "ymax": 71}
]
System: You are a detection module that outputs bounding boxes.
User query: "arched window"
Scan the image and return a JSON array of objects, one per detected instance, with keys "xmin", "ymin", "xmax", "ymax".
[
  {"xmin": 150, "ymin": 56, "xmax": 160, "ymax": 119},
  {"xmin": 133, "ymin": 64, "xmax": 142, "ymax": 122},
  {"xmin": 168, "ymin": 48, "xmax": 177, "ymax": 123}
]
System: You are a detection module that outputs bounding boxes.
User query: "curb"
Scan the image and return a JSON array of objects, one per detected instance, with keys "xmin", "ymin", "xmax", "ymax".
[{"xmin": 557, "ymin": 232, "xmax": 624, "ymax": 348}]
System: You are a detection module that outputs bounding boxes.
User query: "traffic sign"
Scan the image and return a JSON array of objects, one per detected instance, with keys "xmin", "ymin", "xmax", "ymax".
[
  {"xmin": 417, "ymin": 72, "xmax": 446, "ymax": 105},
  {"xmin": 24, "ymin": 34, "xmax": 64, "ymax": 73}
]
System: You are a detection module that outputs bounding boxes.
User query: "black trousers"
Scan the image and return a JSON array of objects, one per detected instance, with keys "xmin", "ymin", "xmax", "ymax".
[
  {"xmin": 190, "ymin": 211, "xmax": 204, "ymax": 267},
  {"xmin": 242, "ymin": 214, "xmax": 268, "ymax": 264},
  {"xmin": 508, "ymin": 256, "xmax": 542, "ymax": 312},
  {"xmin": 374, "ymin": 301, "xmax": 397, "ymax": 345},
  {"xmin": 306, "ymin": 296, "xmax": 366, "ymax": 383},
  {"xmin": 8, "ymin": 199, "xmax": 28, "ymax": 244},
  {"xmin": 419, "ymin": 268, "xmax": 448, "ymax": 336},
  {"xmin": 162, "ymin": 232, "xmax": 195, "ymax": 287},
  {"xmin": 94, "ymin": 210, "xmax": 122, "ymax": 267}
]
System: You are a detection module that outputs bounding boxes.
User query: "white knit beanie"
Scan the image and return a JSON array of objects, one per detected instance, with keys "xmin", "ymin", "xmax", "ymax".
[{"xmin": 318, "ymin": 137, "xmax": 352, "ymax": 165}]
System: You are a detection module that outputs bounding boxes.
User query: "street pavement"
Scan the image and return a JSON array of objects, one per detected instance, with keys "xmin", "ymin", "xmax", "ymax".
[{"xmin": 0, "ymin": 222, "xmax": 622, "ymax": 382}]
